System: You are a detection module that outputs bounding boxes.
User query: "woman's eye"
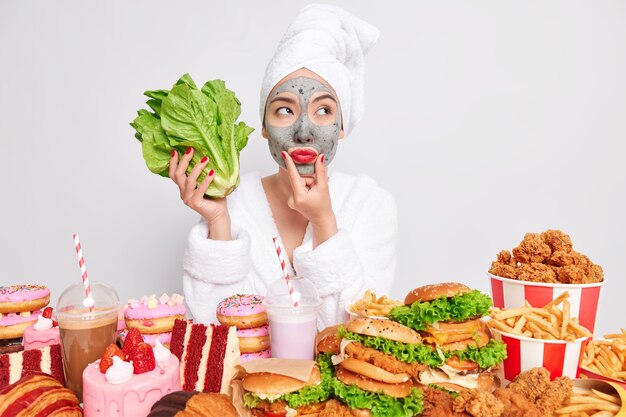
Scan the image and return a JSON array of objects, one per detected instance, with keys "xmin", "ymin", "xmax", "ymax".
[
  {"xmin": 315, "ymin": 107, "xmax": 331, "ymax": 116},
  {"xmin": 277, "ymin": 107, "xmax": 293, "ymax": 116}
]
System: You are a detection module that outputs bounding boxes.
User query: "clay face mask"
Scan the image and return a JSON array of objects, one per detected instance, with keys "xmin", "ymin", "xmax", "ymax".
[{"xmin": 265, "ymin": 76, "xmax": 342, "ymax": 175}]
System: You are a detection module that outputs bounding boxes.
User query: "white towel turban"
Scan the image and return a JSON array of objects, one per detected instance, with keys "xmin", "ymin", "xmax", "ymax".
[{"xmin": 259, "ymin": 4, "xmax": 379, "ymax": 137}]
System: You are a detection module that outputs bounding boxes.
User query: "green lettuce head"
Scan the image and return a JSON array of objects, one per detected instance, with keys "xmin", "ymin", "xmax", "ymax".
[{"xmin": 131, "ymin": 74, "xmax": 254, "ymax": 198}]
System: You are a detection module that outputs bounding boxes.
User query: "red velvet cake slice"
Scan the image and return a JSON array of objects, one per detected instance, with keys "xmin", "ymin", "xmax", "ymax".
[
  {"xmin": 0, "ymin": 344, "xmax": 64, "ymax": 389},
  {"xmin": 170, "ymin": 319, "xmax": 240, "ymax": 395}
]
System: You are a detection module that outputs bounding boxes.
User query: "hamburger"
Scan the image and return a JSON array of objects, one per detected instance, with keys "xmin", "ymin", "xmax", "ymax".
[
  {"xmin": 329, "ymin": 317, "xmax": 425, "ymax": 417},
  {"xmin": 388, "ymin": 282, "xmax": 507, "ymax": 392},
  {"xmin": 241, "ymin": 357, "xmax": 332, "ymax": 417}
]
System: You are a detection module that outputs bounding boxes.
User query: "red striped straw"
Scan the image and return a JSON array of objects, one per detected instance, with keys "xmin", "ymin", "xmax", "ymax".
[
  {"xmin": 272, "ymin": 237, "xmax": 298, "ymax": 307},
  {"xmin": 72, "ymin": 234, "xmax": 95, "ymax": 312}
]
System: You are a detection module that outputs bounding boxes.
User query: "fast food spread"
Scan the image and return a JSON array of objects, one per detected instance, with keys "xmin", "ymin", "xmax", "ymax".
[
  {"xmin": 0, "ymin": 229, "xmax": 623, "ymax": 416},
  {"xmin": 488, "ymin": 230, "xmax": 604, "ymax": 284}
]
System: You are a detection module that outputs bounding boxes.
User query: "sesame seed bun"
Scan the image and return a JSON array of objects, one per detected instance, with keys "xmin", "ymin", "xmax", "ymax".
[{"xmin": 404, "ymin": 282, "xmax": 472, "ymax": 305}]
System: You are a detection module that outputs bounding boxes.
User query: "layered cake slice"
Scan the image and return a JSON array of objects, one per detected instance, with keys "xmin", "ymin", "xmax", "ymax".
[
  {"xmin": 0, "ymin": 344, "xmax": 65, "ymax": 388},
  {"xmin": 170, "ymin": 319, "xmax": 240, "ymax": 394}
]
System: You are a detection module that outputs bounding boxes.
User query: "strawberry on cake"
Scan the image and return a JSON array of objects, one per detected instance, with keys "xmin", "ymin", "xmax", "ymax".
[
  {"xmin": 22, "ymin": 307, "xmax": 60, "ymax": 350},
  {"xmin": 124, "ymin": 293, "xmax": 185, "ymax": 348},
  {"xmin": 82, "ymin": 328, "xmax": 181, "ymax": 417}
]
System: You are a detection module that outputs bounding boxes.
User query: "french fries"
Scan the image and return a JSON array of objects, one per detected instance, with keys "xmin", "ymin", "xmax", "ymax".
[
  {"xmin": 348, "ymin": 290, "xmax": 403, "ymax": 318},
  {"xmin": 556, "ymin": 386, "xmax": 621, "ymax": 416},
  {"xmin": 488, "ymin": 292, "xmax": 592, "ymax": 341},
  {"xmin": 582, "ymin": 328, "xmax": 626, "ymax": 382}
]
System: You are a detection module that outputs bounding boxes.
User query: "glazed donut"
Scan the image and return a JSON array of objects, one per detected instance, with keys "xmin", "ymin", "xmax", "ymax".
[
  {"xmin": 240, "ymin": 349, "xmax": 271, "ymax": 363},
  {"xmin": 0, "ymin": 311, "xmax": 40, "ymax": 339},
  {"xmin": 125, "ymin": 294, "xmax": 186, "ymax": 335},
  {"xmin": 216, "ymin": 294, "xmax": 267, "ymax": 329},
  {"xmin": 237, "ymin": 325, "xmax": 270, "ymax": 353},
  {"xmin": 0, "ymin": 285, "xmax": 50, "ymax": 314}
]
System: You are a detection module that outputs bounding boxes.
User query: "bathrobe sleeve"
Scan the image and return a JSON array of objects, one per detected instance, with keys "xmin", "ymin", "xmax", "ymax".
[
  {"xmin": 182, "ymin": 219, "xmax": 253, "ymax": 323},
  {"xmin": 293, "ymin": 186, "xmax": 397, "ymax": 327}
]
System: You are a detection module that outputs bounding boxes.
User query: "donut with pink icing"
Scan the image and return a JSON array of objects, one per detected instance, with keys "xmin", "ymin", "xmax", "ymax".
[
  {"xmin": 120, "ymin": 329, "xmax": 172, "ymax": 348},
  {"xmin": 237, "ymin": 325, "xmax": 270, "ymax": 353},
  {"xmin": 216, "ymin": 294, "xmax": 267, "ymax": 329},
  {"xmin": 0, "ymin": 310, "xmax": 42, "ymax": 339},
  {"xmin": 0, "ymin": 285, "xmax": 50, "ymax": 314},
  {"xmin": 124, "ymin": 293, "xmax": 186, "ymax": 335},
  {"xmin": 240, "ymin": 348, "xmax": 271, "ymax": 363}
]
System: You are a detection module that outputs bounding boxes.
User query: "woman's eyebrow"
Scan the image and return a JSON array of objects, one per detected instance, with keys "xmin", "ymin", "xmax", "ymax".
[
  {"xmin": 311, "ymin": 93, "xmax": 337, "ymax": 104},
  {"xmin": 270, "ymin": 96, "xmax": 297, "ymax": 105}
]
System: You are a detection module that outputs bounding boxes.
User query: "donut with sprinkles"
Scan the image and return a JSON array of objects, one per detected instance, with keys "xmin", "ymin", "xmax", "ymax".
[
  {"xmin": 216, "ymin": 294, "xmax": 267, "ymax": 329},
  {"xmin": 0, "ymin": 285, "xmax": 50, "ymax": 314}
]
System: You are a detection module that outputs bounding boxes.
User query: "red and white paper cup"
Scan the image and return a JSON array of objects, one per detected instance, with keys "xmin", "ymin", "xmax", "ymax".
[
  {"xmin": 489, "ymin": 273, "xmax": 605, "ymax": 333},
  {"xmin": 491, "ymin": 327, "xmax": 589, "ymax": 383}
]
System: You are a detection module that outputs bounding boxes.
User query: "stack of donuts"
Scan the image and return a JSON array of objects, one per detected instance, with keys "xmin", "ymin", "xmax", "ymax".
[
  {"xmin": 123, "ymin": 293, "xmax": 186, "ymax": 348},
  {"xmin": 0, "ymin": 285, "xmax": 50, "ymax": 354},
  {"xmin": 216, "ymin": 294, "xmax": 271, "ymax": 363}
]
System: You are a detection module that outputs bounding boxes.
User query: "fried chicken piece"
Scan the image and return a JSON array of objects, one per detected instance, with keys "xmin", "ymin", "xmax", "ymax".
[
  {"xmin": 548, "ymin": 250, "xmax": 590, "ymax": 267},
  {"xmin": 423, "ymin": 387, "xmax": 470, "ymax": 417},
  {"xmin": 535, "ymin": 376, "xmax": 572, "ymax": 417},
  {"xmin": 512, "ymin": 233, "xmax": 552, "ymax": 264},
  {"xmin": 319, "ymin": 399, "xmax": 356, "ymax": 417},
  {"xmin": 585, "ymin": 263, "xmax": 604, "ymax": 283},
  {"xmin": 507, "ymin": 367, "xmax": 550, "ymax": 402},
  {"xmin": 344, "ymin": 342, "xmax": 425, "ymax": 377},
  {"xmin": 492, "ymin": 388, "xmax": 542, "ymax": 417},
  {"xmin": 541, "ymin": 230, "xmax": 573, "ymax": 253},
  {"xmin": 557, "ymin": 265, "xmax": 587, "ymax": 284},
  {"xmin": 497, "ymin": 250, "xmax": 517, "ymax": 266},
  {"xmin": 453, "ymin": 389, "xmax": 504, "ymax": 417},
  {"xmin": 488, "ymin": 261, "xmax": 517, "ymax": 279},
  {"xmin": 516, "ymin": 263, "xmax": 557, "ymax": 283}
]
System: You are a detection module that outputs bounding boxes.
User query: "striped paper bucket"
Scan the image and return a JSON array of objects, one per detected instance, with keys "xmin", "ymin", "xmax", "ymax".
[
  {"xmin": 492, "ymin": 327, "xmax": 590, "ymax": 383},
  {"xmin": 489, "ymin": 273, "xmax": 605, "ymax": 333}
]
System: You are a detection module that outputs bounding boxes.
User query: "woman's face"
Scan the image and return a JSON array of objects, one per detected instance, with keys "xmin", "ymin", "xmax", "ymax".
[{"xmin": 263, "ymin": 69, "xmax": 344, "ymax": 176}]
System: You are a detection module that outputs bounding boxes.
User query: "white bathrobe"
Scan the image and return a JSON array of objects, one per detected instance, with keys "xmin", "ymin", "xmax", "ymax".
[{"xmin": 182, "ymin": 171, "xmax": 397, "ymax": 329}]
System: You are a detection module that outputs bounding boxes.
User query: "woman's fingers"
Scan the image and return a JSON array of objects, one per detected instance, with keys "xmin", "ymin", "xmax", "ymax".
[
  {"xmin": 175, "ymin": 147, "xmax": 194, "ymax": 184},
  {"xmin": 313, "ymin": 154, "xmax": 328, "ymax": 186},
  {"xmin": 183, "ymin": 156, "xmax": 210, "ymax": 203},
  {"xmin": 168, "ymin": 150, "xmax": 179, "ymax": 179},
  {"xmin": 282, "ymin": 151, "xmax": 306, "ymax": 196},
  {"xmin": 195, "ymin": 168, "xmax": 215, "ymax": 198}
]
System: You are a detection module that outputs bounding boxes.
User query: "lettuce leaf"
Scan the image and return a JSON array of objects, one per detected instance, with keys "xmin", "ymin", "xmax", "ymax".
[
  {"xmin": 388, "ymin": 290, "xmax": 492, "ymax": 331},
  {"xmin": 332, "ymin": 380, "xmax": 424, "ymax": 417},
  {"xmin": 282, "ymin": 353, "xmax": 334, "ymax": 408},
  {"xmin": 338, "ymin": 328, "xmax": 506, "ymax": 369},
  {"xmin": 130, "ymin": 74, "xmax": 253, "ymax": 198}
]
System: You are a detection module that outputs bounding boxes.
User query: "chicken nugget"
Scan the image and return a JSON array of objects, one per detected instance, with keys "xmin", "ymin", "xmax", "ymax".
[
  {"xmin": 496, "ymin": 250, "xmax": 517, "ymax": 267},
  {"xmin": 512, "ymin": 233, "xmax": 551, "ymax": 264},
  {"xmin": 541, "ymin": 230, "xmax": 573, "ymax": 253},
  {"xmin": 557, "ymin": 265, "xmax": 587, "ymax": 284},
  {"xmin": 517, "ymin": 263, "xmax": 557, "ymax": 283},
  {"xmin": 584, "ymin": 263, "xmax": 604, "ymax": 283},
  {"xmin": 453, "ymin": 389, "xmax": 504, "ymax": 417},
  {"xmin": 489, "ymin": 261, "xmax": 517, "ymax": 279},
  {"xmin": 535, "ymin": 376, "xmax": 572, "ymax": 417}
]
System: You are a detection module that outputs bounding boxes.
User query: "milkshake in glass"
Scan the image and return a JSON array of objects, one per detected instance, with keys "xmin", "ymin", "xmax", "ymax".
[{"xmin": 264, "ymin": 276, "xmax": 322, "ymax": 360}]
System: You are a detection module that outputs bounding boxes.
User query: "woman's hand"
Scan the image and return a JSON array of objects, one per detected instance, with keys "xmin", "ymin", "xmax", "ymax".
[
  {"xmin": 282, "ymin": 152, "xmax": 338, "ymax": 247},
  {"xmin": 169, "ymin": 148, "xmax": 231, "ymax": 240}
]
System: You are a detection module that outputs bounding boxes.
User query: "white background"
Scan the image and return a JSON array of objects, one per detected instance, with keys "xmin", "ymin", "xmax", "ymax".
[{"xmin": 1, "ymin": 1, "xmax": 624, "ymax": 335}]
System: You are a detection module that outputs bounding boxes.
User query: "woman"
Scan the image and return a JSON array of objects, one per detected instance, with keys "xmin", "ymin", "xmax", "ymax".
[{"xmin": 170, "ymin": 4, "xmax": 397, "ymax": 328}]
